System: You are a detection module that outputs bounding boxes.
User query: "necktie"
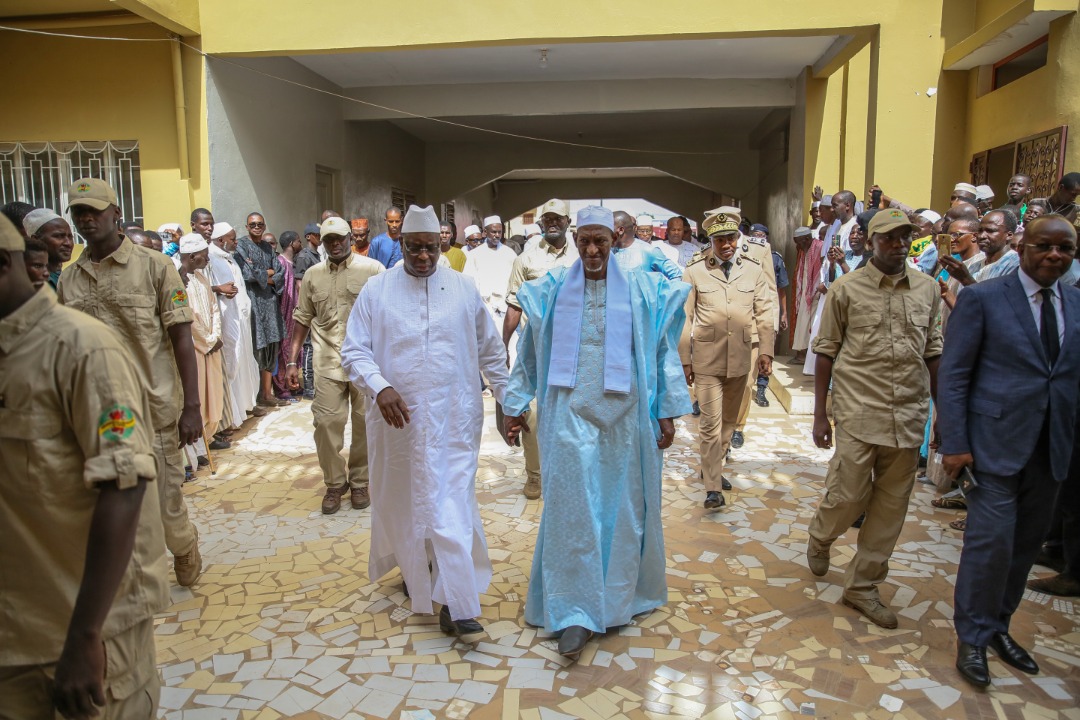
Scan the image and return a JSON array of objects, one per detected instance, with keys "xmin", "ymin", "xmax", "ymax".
[
  {"xmin": 721, "ymin": 260, "xmax": 732, "ymax": 279},
  {"xmin": 1040, "ymin": 288, "xmax": 1060, "ymax": 366}
]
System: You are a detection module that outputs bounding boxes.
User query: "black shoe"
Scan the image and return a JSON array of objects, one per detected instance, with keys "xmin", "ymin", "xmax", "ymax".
[
  {"xmin": 721, "ymin": 477, "xmax": 732, "ymax": 491},
  {"xmin": 754, "ymin": 386, "xmax": 769, "ymax": 407},
  {"xmin": 692, "ymin": 401, "xmax": 700, "ymax": 417},
  {"xmin": 989, "ymin": 632, "xmax": 1039, "ymax": 674},
  {"xmin": 956, "ymin": 642, "xmax": 990, "ymax": 688},
  {"xmin": 208, "ymin": 438, "xmax": 230, "ymax": 450},
  {"xmin": 731, "ymin": 430, "xmax": 744, "ymax": 449},
  {"xmin": 704, "ymin": 491, "xmax": 725, "ymax": 509},
  {"xmin": 402, "ymin": 581, "xmax": 409, "ymax": 598},
  {"xmin": 851, "ymin": 513, "xmax": 865, "ymax": 529},
  {"xmin": 197, "ymin": 455, "xmax": 209, "ymax": 468},
  {"xmin": 558, "ymin": 625, "xmax": 593, "ymax": 660},
  {"xmin": 1034, "ymin": 549, "xmax": 1067, "ymax": 573},
  {"xmin": 439, "ymin": 606, "xmax": 484, "ymax": 637}
]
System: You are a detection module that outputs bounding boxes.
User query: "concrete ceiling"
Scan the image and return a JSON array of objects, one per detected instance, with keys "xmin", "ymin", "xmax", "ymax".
[
  {"xmin": 293, "ymin": 36, "xmax": 840, "ymax": 88},
  {"xmin": 499, "ymin": 168, "xmax": 671, "ymax": 181},
  {"xmin": 0, "ymin": 0, "xmax": 116, "ymax": 16},
  {"xmin": 384, "ymin": 106, "xmax": 776, "ymax": 152}
]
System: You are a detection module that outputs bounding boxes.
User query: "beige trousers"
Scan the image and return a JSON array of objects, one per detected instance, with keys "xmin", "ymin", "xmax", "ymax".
[
  {"xmin": 696, "ymin": 373, "xmax": 748, "ymax": 492},
  {"xmin": 0, "ymin": 620, "xmax": 159, "ymax": 720},
  {"xmin": 521, "ymin": 399, "xmax": 541, "ymax": 482},
  {"xmin": 808, "ymin": 425, "xmax": 919, "ymax": 600},
  {"xmin": 736, "ymin": 343, "xmax": 760, "ymax": 430},
  {"xmin": 153, "ymin": 425, "xmax": 198, "ymax": 557},
  {"xmin": 312, "ymin": 374, "xmax": 368, "ymax": 490}
]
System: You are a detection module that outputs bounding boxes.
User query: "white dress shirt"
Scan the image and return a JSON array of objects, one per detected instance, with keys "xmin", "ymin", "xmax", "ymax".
[{"xmin": 1017, "ymin": 267, "xmax": 1065, "ymax": 346}]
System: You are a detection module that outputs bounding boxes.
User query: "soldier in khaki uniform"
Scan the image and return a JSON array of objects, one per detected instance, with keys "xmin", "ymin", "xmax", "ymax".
[
  {"xmin": 286, "ymin": 217, "xmax": 384, "ymax": 514},
  {"xmin": 806, "ymin": 208, "xmax": 942, "ymax": 630},
  {"xmin": 57, "ymin": 178, "xmax": 203, "ymax": 587},
  {"xmin": 681, "ymin": 208, "xmax": 775, "ymax": 509},
  {"xmin": 0, "ymin": 215, "xmax": 170, "ymax": 719},
  {"xmin": 503, "ymin": 198, "xmax": 579, "ymax": 499}
]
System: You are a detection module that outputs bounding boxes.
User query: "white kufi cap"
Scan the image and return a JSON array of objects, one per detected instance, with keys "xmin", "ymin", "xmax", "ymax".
[
  {"xmin": 23, "ymin": 208, "xmax": 62, "ymax": 237},
  {"xmin": 954, "ymin": 182, "xmax": 978, "ymax": 195},
  {"xmin": 975, "ymin": 184, "xmax": 995, "ymax": 201},
  {"xmin": 179, "ymin": 232, "xmax": 208, "ymax": 254},
  {"xmin": 917, "ymin": 209, "xmax": 942, "ymax": 224},
  {"xmin": 210, "ymin": 222, "xmax": 234, "ymax": 240},
  {"xmin": 577, "ymin": 206, "xmax": 615, "ymax": 232},
  {"xmin": 157, "ymin": 223, "xmax": 182, "ymax": 234},
  {"xmin": 401, "ymin": 205, "xmax": 442, "ymax": 234},
  {"xmin": 483, "ymin": 215, "xmax": 502, "ymax": 227},
  {"xmin": 463, "ymin": 224, "xmax": 481, "ymax": 237}
]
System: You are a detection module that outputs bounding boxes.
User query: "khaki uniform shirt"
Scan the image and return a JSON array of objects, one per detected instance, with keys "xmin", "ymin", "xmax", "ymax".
[
  {"xmin": 812, "ymin": 261, "xmax": 943, "ymax": 448},
  {"xmin": 679, "ymin": 248, "xmax": 776, "ymax": 378},
  {"xmin": 505, "ymin": 239, "xmax": 579, "ymax": 310},
  {"xmin": 0, "ymin": 290, "xmax": 169, "ymax": 666},
  {"xmin": 57, "ymin": 238, "xmax": 194, "ymax": 431},
  {"xmin": 741, "ymin": 234, "xmax": 777, "ymax": 342},
  {"xmin": 293, "ymin": 253, "xmax": 384, "ymax": 381}
]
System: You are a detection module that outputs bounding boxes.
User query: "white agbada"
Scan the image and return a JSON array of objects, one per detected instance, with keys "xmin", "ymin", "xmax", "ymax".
[
  {"xmin": 462, "ymin": 242, "xmax": 517, "ymax": 321},
  {"xmin": 341, "ymin": 265, "xmax": 509, "ymax": 620},
  {"xmin": 208, "ymin": 243, "xmax": 260, "ymax": 426}
]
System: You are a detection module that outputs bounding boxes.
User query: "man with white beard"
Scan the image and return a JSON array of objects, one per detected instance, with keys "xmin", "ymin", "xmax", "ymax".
[
  {"xmin": 342, "ymin": 205, "xmax": 508, "ymax": 638},
  {"xmin": 208, "ymin": 222, "xmax": 262, "ymax": 432}
]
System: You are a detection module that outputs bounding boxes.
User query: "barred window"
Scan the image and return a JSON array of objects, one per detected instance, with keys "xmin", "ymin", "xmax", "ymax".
[
  {"xmin": 390, "ymin": 186, "xmax": 416, "ymax": 213},
  {"xmin": 441, "ymin": 202, "xmax": 455, "ymax": 226},
  {"xmin": 0, "ymin": 141, "xmax": 142, "ymax": 238}
]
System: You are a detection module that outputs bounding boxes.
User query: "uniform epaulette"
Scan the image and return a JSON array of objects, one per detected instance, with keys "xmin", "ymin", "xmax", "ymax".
[
  {"xmin": 745, "ymin": 234, "xmax": 768, "ymax": 247},
  {"xmin": 686, "ymin": 251, "xmax": 708, "ymax": 267},
  {"xmin": 738, "ymin": 252, "xmax": 762, "ymax": 266}
]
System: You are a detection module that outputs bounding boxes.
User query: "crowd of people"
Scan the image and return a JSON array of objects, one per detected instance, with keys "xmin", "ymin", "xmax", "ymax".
[{"xmin": 1, "ymin": 168, "xmax": 1078, "ymax": 716}]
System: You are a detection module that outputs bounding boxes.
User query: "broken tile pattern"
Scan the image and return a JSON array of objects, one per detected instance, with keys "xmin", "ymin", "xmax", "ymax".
[{"xmin": 156, "ymin": 387, "xmax": 1080, "ymax": 719}]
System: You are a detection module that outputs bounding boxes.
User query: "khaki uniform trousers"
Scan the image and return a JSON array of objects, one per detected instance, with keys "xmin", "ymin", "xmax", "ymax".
[
  {"xmin": 808, "ymin": 425, "xmax": 919, "ymax": 600},
  {"xmin": 736, "ymin": 342, "xmax": 760, "ymax": 430},
  {"xmin": 521, "ymin": 400, "xmax": 541, "ymax": 483},
  {"xmin": 312, "ymin": 374, "xmax": 368, "ymax": 490},
  {"xmin": 696, "ymin": 373, "xmax": 747, "ymax": 492},
  {"xmin": 0, "ymin": 620, "xmax": 160, "ymax": 720},
  {"xmin": 153, "ymin": 425, "xmax": 198, "ymax": 557}
]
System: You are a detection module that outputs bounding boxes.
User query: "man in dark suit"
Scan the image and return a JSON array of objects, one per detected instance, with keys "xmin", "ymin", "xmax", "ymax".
[{"xmin": 938, "ymin": 215, "xmax": 1080, "ymax": 688}]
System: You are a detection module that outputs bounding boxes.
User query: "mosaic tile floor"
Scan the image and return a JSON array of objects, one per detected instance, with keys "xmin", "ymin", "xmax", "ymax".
[{"xmin": 160, "ymin": 394, "xmax": 1080, "ymax": 720}]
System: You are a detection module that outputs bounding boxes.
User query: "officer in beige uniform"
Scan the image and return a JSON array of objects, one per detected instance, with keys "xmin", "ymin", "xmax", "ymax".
[
  {"xmin": 286, "ymin": 217, "xmax": 384, "ymax": 514},
  {"xmin": 0, "ymin": 215, "xmax": 169, "ymax": 719},
  {"xmin": 805, "ymin": 208, "xmax": 942, "ymax": 629},
  {"xmin": 681, "ymin": 208, "xmax": 775, "ymax": 510},
  {"xmin": 57, "ymin": 178, "xmax": 203, "ymax": 587},
  {"xmin": 503, "ymin": 198, "xmax": 579, "ymax": 499}
]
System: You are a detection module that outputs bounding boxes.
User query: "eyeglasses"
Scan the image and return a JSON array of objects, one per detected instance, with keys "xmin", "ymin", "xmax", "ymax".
[
  {"xmin": 1028, "ymin": 243, "xmax": 1077, "ymax": 255},
  {"xmin": 403, "ymin": 242, "xmax": 440, "ymax": 255},
  {"xmin": 949, "ymin": 231, "xmax": 974, "ymax": 239}
]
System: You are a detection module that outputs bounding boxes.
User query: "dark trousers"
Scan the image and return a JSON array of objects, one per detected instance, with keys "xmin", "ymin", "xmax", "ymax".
[
  {"xmin": 954, "ymin": 425, "xmax": 1058, "ymax": 646},
  {"xmin": 1043, "ymin": 444, "xmax": 1080, "ymax": 579},
  {"xmin": 755, "ymin": 374, "xmax": 769, "ymax": 390}
]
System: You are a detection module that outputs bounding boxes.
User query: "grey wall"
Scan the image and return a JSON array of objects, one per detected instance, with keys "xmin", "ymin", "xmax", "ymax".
[
  {"xmin": 206, "ymin": 56, "xmax": 346, "ymax": 236},
  {"xmin": 342, "ymin": 121, "xmax": 426, "ymax": 235}
]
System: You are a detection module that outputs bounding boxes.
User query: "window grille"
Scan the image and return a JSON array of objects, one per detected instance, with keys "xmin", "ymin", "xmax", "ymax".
[
  {"xmin": 440, "ymin": 202, "xmax": 455, "ymax": 226},
  {"xmin": 390, "ymin": 186, "xmax": 417, "ymax": 213},
  {"xmin": 0, "ymin": 141, "xmax": 142, "ymax": 238}
]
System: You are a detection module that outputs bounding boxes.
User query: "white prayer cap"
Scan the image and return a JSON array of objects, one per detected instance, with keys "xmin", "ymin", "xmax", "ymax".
[
  {"xmin": 402, "ymin": 205, "xmax": 442, "ymax": 234},
  {"xmin": 821, "ymin": 194, "xmax": 833, "ymax": 204},
  {"xmin": 463, "ymin": 224, "xmax": 482, "ymax": 237},
  {"xmin": 976, "ymin": 184, "xmax": 995, "ymax": 201},
  {"xmin": 794, "ymin": 226, "xmax": 813, "ymax": 238},
  {"xmin": 812, "ymin": 201, "xmax": 821, "ymax": 208},
  {"xmin": 179, "ymin": 233, "xmax": 208, "ymax": 254},
  {"xmin": 210, "ymin": 222, "xmax": 234, "ymax": 240},
  {"xmin": 917, "ymin": 209, "xmax": 942, "ymax": 224},
  {"xmin": 483, "ymin": 215, "xmax": 502, "ymax": 227},
  {"xmin": 320, "ymin": 216, "xmax": 351, "ymax": 238},
  {"xmin": 636, "ymin": 214, "xmax": 654, "ymax": 226},
  {"xmin": 577, "ymin": 206, "xmax": 615, "ymax": 232},
  {"xmin": 157, "ymin": 222, "xmax": 182, "ymax": 234},
  {"xmin": 954, "ymin": 182, "xmax": 978, "ymax": 196},
  {"xmin": 22, "ymin": 208, "xmax": 62, "ymax": 237},
  {"xmin": 524, "ymin": 223, "xmax": 542, "ymax": 237}
]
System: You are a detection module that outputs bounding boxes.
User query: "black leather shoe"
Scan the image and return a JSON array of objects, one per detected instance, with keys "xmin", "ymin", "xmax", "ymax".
[
  {"xmin": 704, "ymin": 491, "xmax": 725, "ymax": 509},
  {"xmin": 692, "ymin": 401, "xmax": 700, "ymax": 417},
  {"xmin": 989, "ymin": 632, "xmax": 1039, "ymax": 674},
  {"xmin": 1034, "ymin": 550, "xmax": 1067, "ymax": 573},
  {"xmin": 754, "ymin": 386, "xmax": 770, "ymax": 407},
  {"xmin": 956, "ymin": 642, "xmax": 990, "ymax": 688},
  {"xmin": 558, "ymin": 625, "xmax": 593, "ymax": 660},
  {"xmin": 439, "ymin": 606, "xmax": 484, "ymax": 638},
  {"xmin": 731, "ymin": 430, "xmax": 744, "ymax": 449},
  {"xmin": 721, "ymin": 477, "xmax": 732, "ymax": 491}
]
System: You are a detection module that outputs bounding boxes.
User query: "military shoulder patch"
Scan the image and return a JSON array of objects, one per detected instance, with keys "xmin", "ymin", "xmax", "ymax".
[
  {"xmin": 686, "ymin": 251, "xmax": 706, "ymax": 267},
  {"xmin": 170, "ymin": 289, "xmax": 188, "ymax": 307},
  {"xmin": 98, "ymin": 404, "xmax": 136, "ymax": 443},
  {"xmin": 745, "ymin": 235, "xmax": 768, "ymax": 246}
]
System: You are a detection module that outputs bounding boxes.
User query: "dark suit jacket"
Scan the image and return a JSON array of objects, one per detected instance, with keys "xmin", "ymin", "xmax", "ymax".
[{"xmin": 938, "ymin": 270, "xmax": 1080, "ymax": 482}]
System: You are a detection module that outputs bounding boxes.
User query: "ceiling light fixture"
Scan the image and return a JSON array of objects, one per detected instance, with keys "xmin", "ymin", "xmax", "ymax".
[{"xmin": 539, "ymin": 48, "xmax": 548, "ymax": 69}]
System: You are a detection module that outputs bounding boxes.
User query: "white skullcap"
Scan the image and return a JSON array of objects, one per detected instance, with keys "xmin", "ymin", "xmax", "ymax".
[
  {"xmin": 917, "ymin": 209, "xmax": 942, "ymax": 224},
  {"xmin": 524, "ymin": 223, "xmax": 542, "ymax": 237},
  {"xmin": 794, "ymin": 226, "xmax": 813, "ymax": 237},
  {"xmin": 954, "ymin": 182, "xmax": 978, "ymax": 196},
  {"xmin": 402, "ymin": 205, "xmax": 442, "ymax": 234},
  {"xmin": 976, "ymin": 184, "xmax": 995, "ymax": 201},
  {"xmin": 577, "ymin": 206, "xmax": 615, "ymax": 232},
  {"xmin": 22, "ymin": 208, "xmax": 62, "ymax": 237},
  {"xmin": 812, "ymin": 201, "xmax": 821, "ymax": 208},
  {"xmin": 483, "ymin": 215, "xmax": 502, "ymax": 227},
  {"xmin": 179, "ymin": 233, "xmax": 208, "ymax": 254},
  {"xmin": 821, "ymin": 194, "xmax": 833, "ymax": 204},
  {"xmin": 210, "ymin": 222, "xmax": 234, "ymax": 240},
  {"xmin": 463, "ymin": 224, "xmax": 482, "ymax": 237},
  {"xmin": 157, "ymin": 223, "xmax": 182, "ymax": 234},
  {"xmin": 636, "ymin": 214, "xmax": 654, "ymax": 226}
]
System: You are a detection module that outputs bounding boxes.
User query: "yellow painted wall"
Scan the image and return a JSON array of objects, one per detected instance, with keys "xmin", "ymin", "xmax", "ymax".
[
  {"xmin": 840, "ymin": 45, "xmax": 871, "ymax": 194},
  {"xmin": 813, "ymin": 71, "xmax": 844, "ymax": 198},
  {"xmin": 0, "ymin": 23, "xmax": 208, "ymax": 229}
]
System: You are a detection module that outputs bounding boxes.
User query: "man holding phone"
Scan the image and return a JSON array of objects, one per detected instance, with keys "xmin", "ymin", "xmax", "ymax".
[{"xmin": 938, "ymin": 215, "xmax": 1080, "ymax": 688}]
